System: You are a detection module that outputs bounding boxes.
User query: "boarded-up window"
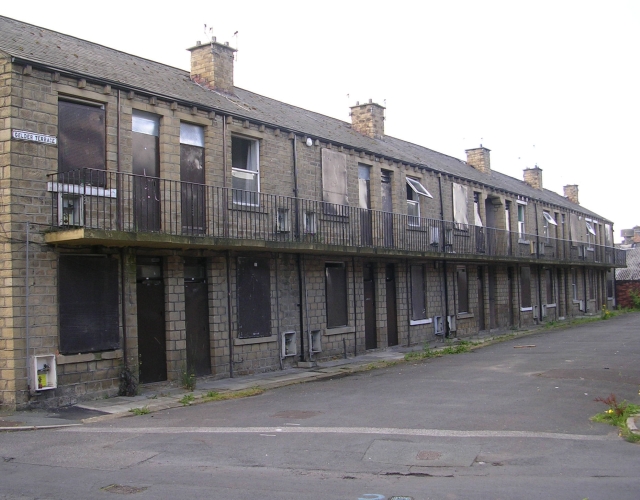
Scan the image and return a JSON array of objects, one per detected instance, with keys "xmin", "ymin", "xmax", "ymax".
[
  {"xmin": 59, "ymin": 255, "xmax": 119, "ymax": 354},
  {"xmin": 410, "ymin": 264, "xmax": 427, "ymax": 321},
  {"xmin": 452, "ymin": 183, "xmax": 469, "ymax": 227},
  {"xmin": 569, "ymin": 213, "xmax": 582, "ymax": 245},
  {"xmin": 520, "ymin": 266, "xmax": 532, "ymax": 308},
  {"xmin": 237, "ymin": 257, "xmax": 271, "ymax": 338},
  {"xmin": 456, "ymin": 265, "xmax": 469, "ymax": 313},
  {"xmin": 58, "ymin": 100, "xmax": 106, "ymax": 185},
  {"xmin": 571, "ymin": 268, "xmax": 578, "ymax": 300},
  {"xmin": 326, "ymin": 262, "xmax": 348, "ymax": 328},
  {"xmin": 322, "ymin": 149, "xmax": 348, "ymax": 215},
  {"xmin": 545, "ymin": 268, "xmax": 554, "ymax": 304}
]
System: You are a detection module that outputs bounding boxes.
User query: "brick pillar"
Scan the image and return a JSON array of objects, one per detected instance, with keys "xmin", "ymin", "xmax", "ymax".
[
  {"xmin": 165, "ymin": 256, "xmax": 186, "ymax": 381},
  {"xmin": 466, "ymin": 146, "xmax": 491, "ymax": 174},
  {"xmin": 563, "ymin": 184, "xmax": 579, "ymax": 205}
]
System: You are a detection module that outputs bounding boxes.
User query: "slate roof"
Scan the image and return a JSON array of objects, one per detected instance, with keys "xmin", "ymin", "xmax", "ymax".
[
  {"xmin": 616, "ymin": 247, "xmax": 640, "ymax": 280},
  {"xmin": 0, "ymin": 15, "xmax": 608, "ymax": 221}
]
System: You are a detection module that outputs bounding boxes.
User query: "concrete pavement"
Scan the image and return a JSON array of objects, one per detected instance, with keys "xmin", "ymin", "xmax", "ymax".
[{"xmin": 2, "ymin": 317, "xmax": 639, "ymax": 435}]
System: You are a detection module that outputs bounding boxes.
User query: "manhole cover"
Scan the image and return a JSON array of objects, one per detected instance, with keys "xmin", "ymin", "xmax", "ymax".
[
  {"xmin": 270, "ymin": 410, "xmax": 321, "ymax": 419},
  {"xmin": 416, "ymin": 450, "xmax": 442, "ymax": 460},
  {"xmin": 102, "ymin": 485, "xmax": 148, "ymax": 495}
]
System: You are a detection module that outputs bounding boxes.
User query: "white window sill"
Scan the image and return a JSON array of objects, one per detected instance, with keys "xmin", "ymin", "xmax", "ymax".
[
  {"xmin": 47, "ymin": 182, "xmax": 117, "ymax": 198},
  {"xmin": 410, "ymin": 318, "xmax": 432, "ymax": 326},
  {"xmin": 518, "ymin": 239, "xmax": 530, "ymax": 244},
  {"xmin": 324, "ymin": 326, "xmax": 355, "ymax": 336},
  {"xmin": 546, "ymin": 303, "xmax": 557, "ymax": 308},
  {"xmin": 520, "ymin": 307, "xmax": 533, "ymax": 312},
  {"xmin": 456, "ymin": 312, "xmax": 474, "ymax": 319},
  {"xmin": 57, "ymin": 349, "xmax": 123, "ymax": 365}
]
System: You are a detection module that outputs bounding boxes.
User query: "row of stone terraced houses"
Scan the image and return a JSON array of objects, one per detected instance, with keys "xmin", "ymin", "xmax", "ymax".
[{"xmin": 0, "ymin": 16, "xmax": 625, "ymax": 409}]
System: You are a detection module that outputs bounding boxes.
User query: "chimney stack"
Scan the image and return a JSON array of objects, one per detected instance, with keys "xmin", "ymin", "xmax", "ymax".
[
  {"xmin": 350, "ymin": 99, "xmax": 385, "ymax": 139},
  {"xmin": 465, "ymin": 146, "xmax": 491, "ymax": 174},
  {"xmin": 563, "ymin": 184, "xmax": 579, "ymax": 205},
  {"xmin": 188, "ymin": 38, "xmax": 237, "ymax": 94},
  {"xmin": 523, "ymin": 166, "xmax": 543, "ymax": 190}
]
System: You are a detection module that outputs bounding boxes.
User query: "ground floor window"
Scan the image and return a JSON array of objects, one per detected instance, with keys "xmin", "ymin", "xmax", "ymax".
[
  {"xmin": 237, "ymin": 256, "xmax": 271, "ymax": 338},
  {"xmin": 545, "ymin": 268, "xmax": 554, "ymax": 304},
  {"xmin": 410, "ymin": 264, "xmax": 427, "ymax": 321},
  {"xmin": 326, "ymin": 262, "xmax": 348, "ymax": 328},
  {"xmin": 58, "ymin": 255, "xmax": 119, "ymax": 354},
  {"xmin": 456, "ymin": 265, "xmax": 469, "ymax": 314},
  {"xmin": 520, "ymin": 266, "xmax": 532, "ymax": 308}
]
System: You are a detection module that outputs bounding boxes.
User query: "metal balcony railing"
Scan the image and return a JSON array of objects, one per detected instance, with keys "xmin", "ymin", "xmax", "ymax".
[{"xmin": 47, "ymin": 169, "xmax": 627, "ymax": 267}]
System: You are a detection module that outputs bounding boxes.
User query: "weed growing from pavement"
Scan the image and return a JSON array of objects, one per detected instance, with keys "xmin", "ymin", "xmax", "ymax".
[
  {"xmin": 601, "ymin": 304, "xmax": 613, "ymax": 320},
  {"xmin": 129, "ymin": 406, "xmax": 150, "ymax": 416},
  {"xmin": 591, "ymin": 393, "xmax": 640, "ymax": 443},
  {"xmin": 201, "ymin": 387, "xmax": 264, "ymax": 402},
  {"xmin": 405, "ymin": 340, "xmax": 476, "ymax": 361},
  {"xmin": 179, "ymin": 393, "xmax": 195, "ymax": 406},
  {"xmin": 180, "ymin": 365, "xmax": 196, "ymax": 391}
]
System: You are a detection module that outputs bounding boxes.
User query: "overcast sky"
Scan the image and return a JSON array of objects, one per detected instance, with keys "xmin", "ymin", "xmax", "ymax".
[{"xmin": 3, "ymin": 1, "xmax": 638, "ymax": 241}]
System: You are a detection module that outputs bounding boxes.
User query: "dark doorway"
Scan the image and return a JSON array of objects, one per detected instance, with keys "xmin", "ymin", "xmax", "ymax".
[
  {"xmin": 385, "ymin": 264, "xmax": 398, "ymax": 347},
  {"xmin": 136, "ymin": 258, "xmax": 166, "ymax": 384},
  {"xmin": 184, "ymin": 259, "xmax": 211, "ymax": 377},
  {"xmin": 488, "ymin": 266, "xmax": 498, "ymax": 329},
  {"xmin": 363, "ymin": 263, "xmax": 377, "ymax": 350},
  {"xmin": 477, "ymin": 266, "xmax": 486, "ymax": 331},
  {"xmin": 507, "ymin": 267, "xmax": 515, "ymax": 326},
  {"xmin": 381, "ymin": 170, "xmax": 394, "ymax": 248},
  {"xmin": 237, "ymin": 257, "xmax": 272, "ymax": 338}
]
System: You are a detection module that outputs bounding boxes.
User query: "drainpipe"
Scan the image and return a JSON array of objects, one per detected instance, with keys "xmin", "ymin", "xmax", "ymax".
[
  {"xmin": 352, "ymin": 256, "xmax": 357, "ymax": 357},
  {"xmin": 405, "ymin": 258, "xmax": 411, "ymax": 347},
  {"xmin": 292, "ymin": 134, "xmax": 300, "ymax": 238},
  {"xmin": 26, "ymin": 223, "xmax": 34, "ymax": 396},
  {"xmin": 226, "ymin": 250, "xmax": 234, "ymax": 377},
  {"xmin": 117, "ymin": 90, "xmax": 128, "ymax": 370},
  {"xmin": 534, "ymin": 204, "xmax": 543, "ymax": 323},
  {"xmin": 438, "ymin": 174, "xmax": 450, "ymax": 336}
]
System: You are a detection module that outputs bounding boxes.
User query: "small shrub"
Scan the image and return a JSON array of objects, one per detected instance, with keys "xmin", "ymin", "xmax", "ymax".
[
  {"xmin": 591, "ymin": 393, "xmax": 640, "ymax": 442},
  {"xmin": 181, "ymin": 365, "xmax": 196, "ymax": 391},
  {"xmin": 601, "ymin": 304, "xmax": 613, "ymax": 320},
  {"xmin": 179, "ymin": 393, "xmax": 195, "ymax": 406},
  {"xmin": 628, "ymin": 289, "xmax": 640, "ymax": 310},
  {"xmin": 129, "ymin": 406, "xmax": 149, "ymax": 416},
  {"xmin": 119, "ymin": 367, "xmax": 138, "ymax": 397}
]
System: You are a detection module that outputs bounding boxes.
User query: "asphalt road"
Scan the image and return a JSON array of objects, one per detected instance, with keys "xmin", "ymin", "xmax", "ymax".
[{"xmin": 1, "ymin": 313, "xmax": 639, "ymax": 500}]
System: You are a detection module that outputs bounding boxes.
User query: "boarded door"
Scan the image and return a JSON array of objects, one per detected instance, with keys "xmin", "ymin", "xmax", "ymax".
[
  {"xmin": 237, "ymin": 257, "xmax": 271, "ymax": 338},
  {"xmin": 477, "ymin": 267, "xmax": 486, "ymax": 330},
  {"xmin": 136, "ymin": 258, "xmax": 166, "ymax": 384},
  {"xmin": 363, "ymin": 263, "xmax": 377, "ymax": 350},
  {"xmin": 184, "ymin": 259, "xmax": 211, "ymax": 377},
  {"xmin": 385, "ymin": 264, "xmax": 398, "ymax": 346}
]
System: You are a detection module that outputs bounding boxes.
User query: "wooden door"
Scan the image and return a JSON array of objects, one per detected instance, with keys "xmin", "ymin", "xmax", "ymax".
[
  {"xmin": 363, "ymin": 263, "xmax": 377, "ymax": 350},
  {"xmin": 136, "ymin": 259, "xmax": 166, "ymax": 384},
  {"xmin": 184, "ymin": 259, "xmax": 211, "ymax": 377}
]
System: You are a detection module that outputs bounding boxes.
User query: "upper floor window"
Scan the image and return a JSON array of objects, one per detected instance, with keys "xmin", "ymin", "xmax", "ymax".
[
  {"xmin": 517, "ymin": 203, "xmax": 526, "ymax": 238},
  {"xmin": 321, "ymin": 149, "xmax": 348, "ymax": 215},
  {"xmin": 180, "ymin": 123, "xmax": 205, "ymax": 234},
  {"xmin": 58, "ymin": 100, "xmax": 105, "ymax": 184},
  {"xmin": 586, "ymin": 220, "xmax": 596, "ymax": 248},
  {"xmin": 542, "ymin": 211, "xmax": 557, "ymax": 241},
  {"xmin": 452, "ymin": 183, "xmax": 469, "ymax": 228},
  {"xmin": 232, "ymin": 136, "xmax": 260, "ymax": 206},
  {"xmin": 406, "ymin": 177, "xmax": 432, "ymax": 226}
]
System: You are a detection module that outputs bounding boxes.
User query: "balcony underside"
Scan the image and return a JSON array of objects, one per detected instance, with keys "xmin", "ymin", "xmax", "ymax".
[{"xmin": 43, "ymin": 228, "xmax": 616, "ymax": 267}]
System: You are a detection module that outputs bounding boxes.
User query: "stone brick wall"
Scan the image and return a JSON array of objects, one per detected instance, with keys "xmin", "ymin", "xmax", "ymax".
[
  {"xmin": 350, "ymin": 101, "xmax": 384, "ymax": 139},
  {"xmin": 615, "ymin": 280, "xmax": 640, "ymax": 309}
]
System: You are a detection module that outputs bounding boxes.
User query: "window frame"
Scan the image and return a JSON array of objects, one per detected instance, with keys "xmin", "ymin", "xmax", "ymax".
[
  {"xmin": 58, "ymin": 255, "xmax": 120, "ymax": 355},
  {"xmin": 325, "ymin": 262, "xmax": 349, "ymax": 329},
  {"xmin": 410, "ymin": 264, "xmax": 429, "ymax": 324},
  {"xmin": 456, "ymin": 265, "xmax": 469, "ymax": 314},
  {"xmin": 517, "ymin": 202, "xmax": 526, "ymax": 240},
  {"xmin": 231, "ymin": 136, "xmax": 260, "ymax": 207},
  {"xmin": 520, "ymin": 266, "xmax": 532, "ymax": 310}
]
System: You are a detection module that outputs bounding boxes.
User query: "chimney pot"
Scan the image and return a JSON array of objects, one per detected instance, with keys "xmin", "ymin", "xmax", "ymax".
[
  {"xmin": 563, "ymin": 184, "xmax": 579, "ymax": 205},
  {"xmin": 465, "ymin": 146, "xmax": 491, "ymax": 174},
  {"xmin": 523, "ymin": 166, "xmax": 543, "ymax": 190},
  {"xmin": 188, "ymin": 38, "xmax": 237, "ymax": 94},
  {"xmin": 350, "ymin": 100, "xmax": 385, "ymax": 139},
  {"xmin": 196, "ymin": 40, "xmax": 201, "ymax": 46},
  {"xmin": 225, "ymin": 41, "xmax": 229, "ymax": 46}
]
